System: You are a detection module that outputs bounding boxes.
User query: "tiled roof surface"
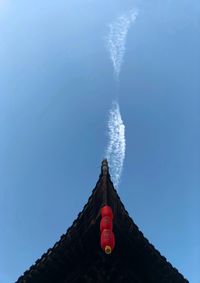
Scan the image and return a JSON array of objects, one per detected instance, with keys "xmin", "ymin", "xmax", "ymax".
[{"xmin": 16, "ymin": 160, "xmax": 189, "ymax": 283}]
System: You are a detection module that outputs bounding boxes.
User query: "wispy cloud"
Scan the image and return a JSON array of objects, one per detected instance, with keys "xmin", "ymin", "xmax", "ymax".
[
  {"xmin": 106, "ymin": 9, "xmax": 138, "ymax": 80},
  {"xmin": 106, "ymin": 101, "xmax": 126, "ymax": 189},
  {"xmin": 105, "ymin": 9, "xmax": 138, "ymax": 188}
]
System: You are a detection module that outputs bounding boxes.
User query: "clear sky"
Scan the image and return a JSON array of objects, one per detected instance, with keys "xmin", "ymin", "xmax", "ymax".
[{"xmin": 0, "ymin": 0, "xmax": 199, "ymax": 282}]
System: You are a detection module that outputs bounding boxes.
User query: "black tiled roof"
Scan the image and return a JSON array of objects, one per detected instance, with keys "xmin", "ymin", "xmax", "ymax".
[{"xmin": 16, "ymin": 160, "xmax": 188, "ymax": 283}]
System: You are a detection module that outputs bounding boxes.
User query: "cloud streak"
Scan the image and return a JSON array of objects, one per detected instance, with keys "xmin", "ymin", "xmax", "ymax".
[
  {"xmin": 106, "ymin": 9, "xmax": 138, "ymax": 80},
  {"xmin": 105, "ymin": 9, "xmax": 138, "ymax": 188},
  {"xmin": 106, "ymin": 101, "xmax": 126, "ymax": 189}
]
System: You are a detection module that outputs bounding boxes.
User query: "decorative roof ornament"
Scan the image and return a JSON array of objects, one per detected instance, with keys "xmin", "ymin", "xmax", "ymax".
[{"xmin": 101, "ymin": 159, "xmax": 109, "ymax": 176}]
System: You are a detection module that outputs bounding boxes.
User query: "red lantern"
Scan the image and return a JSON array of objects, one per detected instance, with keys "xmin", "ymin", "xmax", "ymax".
[
  {"xmin": 100, "ymin": 216, "xmax": 113, "ymax": 232},
  {"xmin": 100, "ymin": 205, "xmax": 115, "ymax": 254},
  {"xmin": 101, "ymin": 205, "xmax": 113, "ymax": 219},
  {"xmin": 100, "ymin": 229, "xmax": 115, "ymax": 254}
]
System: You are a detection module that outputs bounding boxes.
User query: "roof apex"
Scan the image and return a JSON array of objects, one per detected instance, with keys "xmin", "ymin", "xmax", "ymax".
[{"xmin": 101, "ymin": 159, "xmax": 109, "ymax": 176}]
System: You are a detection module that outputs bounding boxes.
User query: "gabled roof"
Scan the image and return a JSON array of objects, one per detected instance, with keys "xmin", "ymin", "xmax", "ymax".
[{"xmin": 16, "ymin": 160, "xmax": 188, "ymax": 283}]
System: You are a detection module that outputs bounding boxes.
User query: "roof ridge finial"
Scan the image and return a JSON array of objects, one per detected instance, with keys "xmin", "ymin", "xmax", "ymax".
[{"xmin": 101, "ymin": 159, "xmax": 109, "ymax": 176}]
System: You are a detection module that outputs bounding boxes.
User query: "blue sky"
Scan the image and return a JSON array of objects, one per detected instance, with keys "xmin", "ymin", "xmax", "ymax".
[{"xmin": 0, "ymin": 0, "xmax": 199, "ymax": 282}]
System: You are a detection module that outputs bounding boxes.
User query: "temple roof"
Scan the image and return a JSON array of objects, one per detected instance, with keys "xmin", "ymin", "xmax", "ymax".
[{"xmin": 16, "ymin": 160, "xmax": 188, "ymax": 283}]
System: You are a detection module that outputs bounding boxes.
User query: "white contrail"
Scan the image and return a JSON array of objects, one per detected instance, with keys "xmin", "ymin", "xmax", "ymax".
[
  {"xmin": 106, "ymin": 101, "xmax": 126, "ymax": 189},
  {"xmin": 106, "ymin": 9, "xmax": 138, "ymax": 80}
]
